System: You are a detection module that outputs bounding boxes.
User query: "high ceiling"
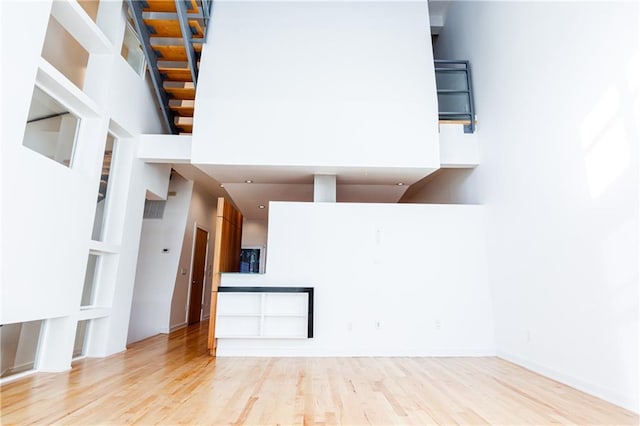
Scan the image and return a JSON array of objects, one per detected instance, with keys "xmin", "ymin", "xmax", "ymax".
[{"xmin": 194, "ymin": 163, "xmax": 436, "ymax": 220}]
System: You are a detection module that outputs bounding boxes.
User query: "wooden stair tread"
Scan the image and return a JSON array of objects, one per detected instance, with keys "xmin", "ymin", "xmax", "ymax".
[
  {"xmin": 152, "ymin": 44, "xmax": 202, "ymax": 61},
  {"xmin": 170, "ymin": 105, "xmax": 195, "ymax": 116},
  {"xmin": 144, "ymin": 19, "xmax": 204, "ymax": 39},
  {"xmin": 438, "ymin": 119, "xmax": 477, "ymax": 125},
  {"xmin": 159, "ymin": 67, "xmax": 193, "ymax": 82},
  {"xmin": 165, "ymin": 86, "xmax": 196, "ymax": 100},
  {"xmin": 153, "ymin": 45, "xmax": 187, "ymax": 61},
  {"xmin": 142, "ymin": 0, "xmax": 198, "ymax": 13},
  {"xmin": 176, "ymin": 123, "xmax": 193, "ymax": 133}
]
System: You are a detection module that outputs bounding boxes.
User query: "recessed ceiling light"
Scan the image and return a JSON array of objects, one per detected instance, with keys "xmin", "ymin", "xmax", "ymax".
[
  {"xmin": 245, "ymin": 179, "xmax": 253, "ymax": 184},
  {"xmin": 397, "ymin": 182, "xmax": 405, "ymax": 186},
  {"xmin": 258, "ymin": 204, "xmax": 265, "ymax": 209},
  {"xmin": 219, "ymin": 184, "xmax": 224, "ymax": 188}
]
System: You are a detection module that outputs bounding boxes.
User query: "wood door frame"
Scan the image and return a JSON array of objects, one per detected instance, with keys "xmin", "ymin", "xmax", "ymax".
[{"xmin": 186, "ymin": 223, "xmax": 210, "ymax": 325}]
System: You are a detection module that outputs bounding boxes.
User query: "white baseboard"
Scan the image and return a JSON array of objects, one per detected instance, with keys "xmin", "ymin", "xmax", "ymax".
[
  {"xmin": 170, "ymin": 322, "xmax": 188, "ymax": 332},
  {"xmin": 1, "ymin": 362, "xmax": 31, "ymax": 377},
  {"xmin": 0, "ymin": 368, "xmax": 36, "ymax": 385},
  {"xmin": 497, "ymin": 350, "xmax": 639, "ymax": 414}
]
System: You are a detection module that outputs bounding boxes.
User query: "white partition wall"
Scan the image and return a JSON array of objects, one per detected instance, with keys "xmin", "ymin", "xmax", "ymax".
[
  {"xmin": 1, "ymin": 0, "xmax": 168, "ymax": 373},
  {"xmin": 218, "ymin": 202, "xmax": 495, "ymax": 356},
  {"xmin": 192, "ymin": 1, "xmax": 440, "ymax": 172}
]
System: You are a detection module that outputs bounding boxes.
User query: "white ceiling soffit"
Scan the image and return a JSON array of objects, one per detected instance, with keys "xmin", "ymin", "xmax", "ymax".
[
  {"xmin": 222, "ymin": 182, "xmax": 411, "ymax": 220},
  {"xmin": 193, "ymin": 164, "xmax": 437, "ymax": 220},
  {"xmin": 194, "ymin": 164, "xmax": 434, "ymax": 185},
  {"xmin": 171, "ymin": 164, "xmax": 233, "ymax": 203},
  {"xmin": 428, "ymin": 0, "xmax": 450, "ymax": 35},
  {"xmin": 222, "ymin": 183, "xmax": 312, "ymax": 221},
  {"xmin": 337, "ymin": 184, "xmax": 407, "ymax": 204}
]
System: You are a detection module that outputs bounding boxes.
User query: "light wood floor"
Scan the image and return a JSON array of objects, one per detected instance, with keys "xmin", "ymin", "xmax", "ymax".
[{"xmin": 1, "ymin": 322, "xmax": 637, "ymax": 425}]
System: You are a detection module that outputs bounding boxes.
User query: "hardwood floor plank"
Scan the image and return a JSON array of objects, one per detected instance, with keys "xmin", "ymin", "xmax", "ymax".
[{"xmin": 1, "ymin": 322, "xmax": 637, "ymax": 425}]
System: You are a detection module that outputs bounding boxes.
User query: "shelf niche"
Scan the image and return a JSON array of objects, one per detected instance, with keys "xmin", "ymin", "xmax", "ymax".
[{"xmin": 215, "ymin": 287, "xmax": 313, "ymax": 339}]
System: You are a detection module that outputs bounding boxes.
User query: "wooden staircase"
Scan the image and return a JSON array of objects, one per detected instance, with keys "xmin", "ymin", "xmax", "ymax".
[{"xmin": 126, "ymin": 0, "xmax": 212, "ymax": 135}]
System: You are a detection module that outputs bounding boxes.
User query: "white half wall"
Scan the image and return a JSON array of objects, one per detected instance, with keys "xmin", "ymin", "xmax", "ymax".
[
  {"xmin": 192, "ymin": 1, "xmax": 439, "ymax": 171},
  {"xmin": 435, "ymin": 1, "xmax": 639, "ymax": 412},
  {"xmin": 439, "ymin": 124, "xmax": 480, "ymax": 167},
  {"xmin": 218, "ymin": 202, "xmax": 496, "ymax": 356},
  {"xmin": 138, "ymin": 134, "xmax": 192, "ymax": 164}
]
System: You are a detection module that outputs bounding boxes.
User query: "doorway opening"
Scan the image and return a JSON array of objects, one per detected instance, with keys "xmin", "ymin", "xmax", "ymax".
[{"xmin": 188, "ymin": 227, "xmax": 208, "ymax": 325}]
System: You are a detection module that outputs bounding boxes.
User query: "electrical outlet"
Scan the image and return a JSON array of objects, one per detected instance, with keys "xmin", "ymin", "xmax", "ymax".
[
  {"xmin": 435, "ymin": 320, "xmax": 441, "ymax": 330},
  {"xmin": 375, "ymin": 320, "xmax": 381, "ymax": 330}
]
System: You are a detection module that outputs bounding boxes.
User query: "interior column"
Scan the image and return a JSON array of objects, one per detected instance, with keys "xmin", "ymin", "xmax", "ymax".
[{"xmin": 313, "ymin": 174, "xmax": 336, "ymax": 202}]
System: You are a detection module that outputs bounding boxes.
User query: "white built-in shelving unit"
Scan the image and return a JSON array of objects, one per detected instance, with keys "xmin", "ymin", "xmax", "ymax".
[{"xmin": 216, "ymin": 291, "xmax": 310, "ymax": 339}]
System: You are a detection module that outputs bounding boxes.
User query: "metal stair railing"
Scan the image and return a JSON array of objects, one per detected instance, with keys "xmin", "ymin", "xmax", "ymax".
[
  {"xmin": 434, "ymin": 60, "xmax": 476, "ymax": 133},
  {"xmin": 125, "ymin": 0, "xmax": 214, "ymax": 135}
]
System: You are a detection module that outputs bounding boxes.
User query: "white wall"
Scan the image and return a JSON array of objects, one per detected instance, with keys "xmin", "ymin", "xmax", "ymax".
[
  {"xmin": 130, "ymin": 170, "xmax": 221, "ymax": 342},
  {"xmin": 1, "ymin": 0, "xmax": 168, "ymax": 372},
  {"xmin": 0, "ymin": 321, "xmax": 41, "ymax": 376},
  {"xmin": 219, "ymin": 202, "xmax": 496, "ymax": 356},
  {"xmin": 41, "ymin": 14, "xmax": 88, "ymax": 90},
  {"xmin": 138, "ymin": 134, "xmax": 192, "ymax": 164},
  {"xmin": 192, "ymin": 1, "xmax": 439, "ymax": 171},
  {"xmin": 1, "ymin": 326, "xmax": 22, "ymax": 375},
  {"xmin": 128, "ymin": 174, "xmax": 193, "ymax": 344},
  {"xmin": 92, "ymin": 159, "xmax": 170, "ymax": 356},
  {"xmin": 435, "ymin": 1, "xmax": 639, "ymax": 411},
  {"xmin": 241, "ymin": 219, "xmax": 268, "ymax": 273},
  {"xmin": 1, "ymin": 0, "xmax": 94, "ymax": 324},
  {"xmin": 242, "ymin": 220, "xmax": 268, "ymax": 248},
  {"xmin": 439, "ymin": 124, "xmax": 481, "ymax": 167},
  {"xmin": 399, "ymin": 168, "xmax": 481, "ymax": 205},
  {"xmin": 87, "ymin": 20, "xmax": 174, "ymax": 356},
  {"xmin": 169, "ymin": 182, "xmax": 218, "ymax": 330}
]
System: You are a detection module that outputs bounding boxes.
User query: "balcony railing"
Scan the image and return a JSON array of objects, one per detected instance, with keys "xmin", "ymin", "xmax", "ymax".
[{"xmin": 435, "ymin": 60, "xmax": 476, "ymax": 133}]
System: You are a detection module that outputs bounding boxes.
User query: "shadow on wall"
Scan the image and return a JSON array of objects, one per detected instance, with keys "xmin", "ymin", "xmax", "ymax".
[
  {"xmin": 580, "ymin": 53, "xmax": 639, "ymax": 199},
  {"xmin": 0, "ymin": 321, "xmax": 42, "ymax": 378},
  {"xmin": 399, "ymin": 168, "xmax": 481, "ymax": 205}
]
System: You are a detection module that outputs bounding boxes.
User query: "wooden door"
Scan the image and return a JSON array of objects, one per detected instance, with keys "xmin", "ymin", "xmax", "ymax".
[{"xmin": 188, "ymin": 227, "xmax": 208, "ymax": 325}]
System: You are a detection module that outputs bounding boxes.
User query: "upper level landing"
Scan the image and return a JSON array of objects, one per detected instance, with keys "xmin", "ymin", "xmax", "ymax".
[
  {"xmin": 190, "ymin": 2, "xmax": 440, "ymax": 181},
  {"xmin": 138, "ymin": 1, "xmax": 480, "ymax": 220}
]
